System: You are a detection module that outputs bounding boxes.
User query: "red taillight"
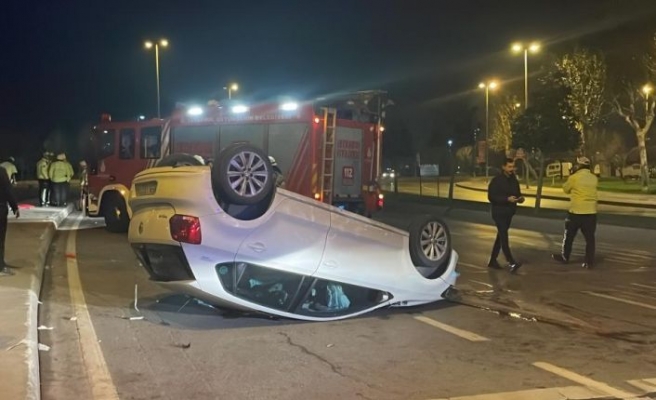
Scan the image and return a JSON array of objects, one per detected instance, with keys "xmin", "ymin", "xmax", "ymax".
[
  {"xmin": 377, "ymin": 193, "xmax": 384, "ymax": 209},
  {"xmin": 169, "ymin": 215, "xmax": 202, "ymax": 245}
]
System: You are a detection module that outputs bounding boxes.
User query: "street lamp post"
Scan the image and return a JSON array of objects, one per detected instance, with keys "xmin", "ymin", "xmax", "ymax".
[
  {"xmin": 478, "ymin": 80, "xmax": 498, "ymax": 182},
  {"xmin": 224, "ymin": 83, "xmax": 239, "ymax": 99},
  {"xmin": 145, "ymin": 39, "xmax": 169, "ymax": 118},
  {"xmin": 511, "ymin": 42, "xmax": 540, "ymax": 109}
]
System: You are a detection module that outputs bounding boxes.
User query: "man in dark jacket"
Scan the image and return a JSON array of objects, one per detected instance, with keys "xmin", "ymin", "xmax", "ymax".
[
  {"xmin": 0, "ymin": 166, "xmax": 20, "ymax": 276},
  {"xmin": 487, "ymin": 158, "xmax": 524, "ymax": 273}
]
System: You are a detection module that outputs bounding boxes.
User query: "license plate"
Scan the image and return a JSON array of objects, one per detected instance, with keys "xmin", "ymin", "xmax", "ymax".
[{"xmin": 135, "ymin": 181, "xmax": 158, "ymax": 196}]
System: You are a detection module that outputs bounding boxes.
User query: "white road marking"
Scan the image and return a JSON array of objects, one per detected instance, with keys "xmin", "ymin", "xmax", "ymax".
[
  {"xmin": 468, "ymin": 280, "xmax": 493, "ymax": 288},
  {"xmin": 458, "ymin": 262, "xmax": 486, "ymax": 270},
  {"xmin": 428, "ymin": 385, "xmax": 612, "ymax": 400},
  {"xmin": 631, "ymin": 283, "xmax": 656, "ymax": 290},
  {"xmin": 532, "ymin": 362, "xmax": 638, "ymax": 399},
  {"xmin": 66, "ymin": 213, "xmax": 120, "ymax": 399},
  {"xmin": 627, "ymin": 378, "xmax": 656, "ymax": 392},
  {"xmin": 413, "ymin": 315, "xmax": 490, "ymax": 342},
  {"xmin": 582, "ymin": 291, "xmax": 656, "ymax": 311}
]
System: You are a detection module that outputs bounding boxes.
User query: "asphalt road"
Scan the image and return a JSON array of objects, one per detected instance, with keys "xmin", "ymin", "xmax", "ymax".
[{"xmin": 38, "ymin": 210, "xmax": 656, "ymax": 400}]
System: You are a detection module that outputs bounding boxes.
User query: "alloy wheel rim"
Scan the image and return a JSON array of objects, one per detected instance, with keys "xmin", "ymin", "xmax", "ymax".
[
  {"xmin": 420, "ymin": 221, "xmax": 447, "ymax": 261},
  {"xmin": 226, "ymin": 151, "xmax": 269, "ymax": 197}
]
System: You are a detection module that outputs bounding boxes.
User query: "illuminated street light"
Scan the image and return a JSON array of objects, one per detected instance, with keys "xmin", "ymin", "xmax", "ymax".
[
  {"xmin": 224, "ymin": 83, "xmax": 239, "ymax": 99},
  {"xmin": 144, "ymin": 39, "xmax": 169, "ymax": 118},
  {"xmin": 511, "ymin": 42, "xmax": 541, "ymax": 109},
  {"xmin": 479, "ymin": 80, "xmax": 499, "ymax": 182},
  {"xmin": 643, "ymin": 84, "xmax": 653, "ymax": 115}
]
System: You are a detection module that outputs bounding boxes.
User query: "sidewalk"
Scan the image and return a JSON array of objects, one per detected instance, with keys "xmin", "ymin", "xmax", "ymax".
[
  {"xmin": 456, "ymin": 178, "xmax": 656, "ymax": 208},
  {"xmin": 0, "ymin": 201, "xmax": 72, "ymax": 400}
]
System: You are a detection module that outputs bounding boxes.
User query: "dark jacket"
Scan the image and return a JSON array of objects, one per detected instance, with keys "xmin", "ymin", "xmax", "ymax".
[
  {"xmin": 0, "ymin": 166, "xmax": 18, "ymax": 213},
  {"xmin": 488, "ymin": 173, "xmax": 522, "ymax": 215}
]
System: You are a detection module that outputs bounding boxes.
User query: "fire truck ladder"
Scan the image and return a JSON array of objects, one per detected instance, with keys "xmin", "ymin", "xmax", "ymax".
[{"xmin": 320, "ymin": 107, "xmax": 337, "ymax": 203}]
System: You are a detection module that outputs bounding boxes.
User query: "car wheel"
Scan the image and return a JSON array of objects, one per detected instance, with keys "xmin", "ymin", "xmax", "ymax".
[
  {"xmin": 156, "ymin": 154, "xmax": 204, "ymax": 167},
  {"xmin": 213, "ymin": 143, "xmax": 274, "ymax": 205},
  {"xmin": 103, "ymin": 193, "xmax": 129, "ymax": 233},
  {"xmin": 408, "ymin": 215, "xmax": 452, "ymax": 278}
]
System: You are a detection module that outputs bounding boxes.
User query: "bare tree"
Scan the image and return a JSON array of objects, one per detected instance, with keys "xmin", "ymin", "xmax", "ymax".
[
  {"xmin": 613, "ymin": 82, "xmax": 655, "ymax": 189},
  {"xmin": 490, "ymin": 95, "xmax": 522, "ymax": 154},
  {"xmin": 554, "ymin": 48, "xmax": 607, "ymax": 154}
]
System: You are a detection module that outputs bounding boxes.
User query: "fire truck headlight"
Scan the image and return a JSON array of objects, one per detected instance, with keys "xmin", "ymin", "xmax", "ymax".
[
  {"xmin": 187, "ymin": 106, "xmax": 203, "ymax": 116},
  {"xmin": 280, "ymin": 102, "xmax": 298, "ymax": 111},
  {"xmin": 231, "ymin": 105, "xmax": 249, "ymax": 114}
]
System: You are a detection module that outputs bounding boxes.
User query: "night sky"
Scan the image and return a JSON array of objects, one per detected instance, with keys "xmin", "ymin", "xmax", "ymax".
[{"xmin": 2, "ymin": 0, "xmax": 656, "ymax": 151}]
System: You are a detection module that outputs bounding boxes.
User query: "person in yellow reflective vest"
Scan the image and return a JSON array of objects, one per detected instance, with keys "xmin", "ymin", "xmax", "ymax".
[
  {"xmin": 552, "ymin": 156, "xmax": 599, "ymax": 269},
  {"xmin": 36, "ymin": 152, "xmax": 51, "ymax": 207},
  {"xmin": 0, "ymin": 157, "xmax": 18, "ymax": 185},
  {"xmin": 48, "ymin": 153, "xmax": 74, "ymax": 207}
]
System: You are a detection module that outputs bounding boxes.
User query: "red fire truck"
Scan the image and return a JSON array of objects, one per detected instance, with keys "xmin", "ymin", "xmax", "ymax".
[{"xmin": 85, "ymin": 95, "xmax": 385, "ymax": 232}]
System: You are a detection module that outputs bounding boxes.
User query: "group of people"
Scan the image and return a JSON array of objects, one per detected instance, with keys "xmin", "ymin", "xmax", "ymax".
[
  {"xmin": 36, "ymin": 152, "xmax": 75, "ymax": 207},
  {"xmin": 487, "ymin": 156, "xmax": 598, "ymax": 273}
]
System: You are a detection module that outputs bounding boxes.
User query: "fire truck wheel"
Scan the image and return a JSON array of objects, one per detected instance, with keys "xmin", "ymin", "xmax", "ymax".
[
  {"xmin": 213, "ymin": 144, "xmax": 274, "ymax": 205},
  {"xmin": 408, "ymin": 215, "xmax": 452, "ymax": 279},
  {"xmin": 156, "ymin": 154, "xmax": 205, "ymax": 167},
  {"xmin": 103, "ymin": 193, "xmax": 129, "ymax": 233}
]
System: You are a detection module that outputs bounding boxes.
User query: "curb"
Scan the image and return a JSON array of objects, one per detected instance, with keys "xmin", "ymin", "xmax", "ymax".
[{"xmin": 27, "ymin": 204, "xmax": 73, "ymax": 400}]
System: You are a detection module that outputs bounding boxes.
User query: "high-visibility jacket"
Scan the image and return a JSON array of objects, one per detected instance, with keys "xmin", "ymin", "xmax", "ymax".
[
  {"xmin": 49, "ymin": 160, "xmax": 74, "ymax": 183},
  {"xmin": 0, "ymin": 161, "xmax": 17, "ymax": 182},
  {"xmin": 36, "ymin": 157, "xmax": 50, "ymax": 180},
  {"xmin": 563, "ymin": 168, "xmax": 598, "ymax": 214}
]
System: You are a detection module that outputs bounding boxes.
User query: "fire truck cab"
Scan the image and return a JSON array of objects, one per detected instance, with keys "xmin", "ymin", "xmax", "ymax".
[{"xmin": 85, "ymin": 95, "xmax": 385, "ymax": 232}]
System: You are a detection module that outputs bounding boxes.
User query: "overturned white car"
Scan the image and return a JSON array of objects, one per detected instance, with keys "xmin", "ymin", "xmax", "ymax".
[{"xmin": 127, "ymin": 144, "xmax": 459, "ymax": 321}]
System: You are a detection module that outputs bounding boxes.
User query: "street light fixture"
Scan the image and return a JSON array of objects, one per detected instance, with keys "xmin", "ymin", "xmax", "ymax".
[
  {"xmin": 144, "ymin": 39, "xmax": 169, "ymax": 118},
  {"xmin": 224, "ymin": 83, "xmax": 239, "ymax": 99},
  {"xmin": 511, "ymin": 42, "xmax": 540, "ymax": 109},
  {"xmin": 479, "ymin": 80, "xmax": 499, "ymax": 182},
  {"xmin": 643, "ymin": 84, "xmax": 653, "ymax": 115}
]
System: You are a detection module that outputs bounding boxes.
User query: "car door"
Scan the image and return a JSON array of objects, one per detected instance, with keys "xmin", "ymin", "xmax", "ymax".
[{"xmin": 235, "ymin": 195, "xmax": 331, "ymax": 277}]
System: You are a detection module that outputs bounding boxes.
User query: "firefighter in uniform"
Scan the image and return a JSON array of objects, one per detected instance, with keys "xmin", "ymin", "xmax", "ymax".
[
  {"xmin": 48, "ymin": 153, "xmax": 74, "ymax": 207},
  {"xmin": 0, "ymin": 165, "xmax": 19, "ymax": 276},
  {"xmin": 36, "ymin": 152, "xmax": 51, "ymax": 207}
]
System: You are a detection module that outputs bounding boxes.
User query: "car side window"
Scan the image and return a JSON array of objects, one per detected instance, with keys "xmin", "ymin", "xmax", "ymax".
[
  {"xmin": 296, "ymin": 279, "xmax": 389, "ymax": 317},
  {"xmin": 231, "ymin": 263, "xmax": 304, "ymax": 311}
]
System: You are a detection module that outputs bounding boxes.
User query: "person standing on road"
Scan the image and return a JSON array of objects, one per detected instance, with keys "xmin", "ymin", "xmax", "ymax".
[
  {"xmin": 36, "ymin": 152, "xmax": 51, "ymax": 207},
  {"xmin": 0, "ymin": 157, "xmax": 18, "ymax": 185},
  {"xmin": 487, "ymin": 158, "xmax": 525, "ymax": 273},
  {"xmin": 48, "ymin": 153, "xmax": 74, "ymax": 207},
  {"xmin": 552, "ymin": 156, "xmax": 598, "ymax": 269},
  {"xmin": 0, "ymin": 165, "xmax": 20, "ymax": 276}
]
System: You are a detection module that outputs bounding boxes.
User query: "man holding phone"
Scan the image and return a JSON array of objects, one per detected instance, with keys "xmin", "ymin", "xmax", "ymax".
[{"xmin": 487, "ymin": 158, "xmax": 525, "ymax": 273}]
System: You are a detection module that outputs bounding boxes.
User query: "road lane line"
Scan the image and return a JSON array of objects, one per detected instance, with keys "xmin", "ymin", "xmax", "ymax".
[
  {"xmin": 458, "ymin": 262, "xmax": 486, "ymax": 270},
  {"xmin": 428, "ymin": 385, "xmax": 612, "ymax": 400},
  {"xmin": 66, "ymin": 213, "xmax": 120, "ymax": 400},
  {"xmin": 627, "ymin": 378, "xmax": 656, "ymax": 392},
  {"xmin": 532, "ymin": 362, "xmax": 637, "ymax": 399},
  {"xmin": 582, "ymin": 291, "xmax": 656, "ymax": 311},
  {"xmin": 413, "ymin": 315, "xmax": 490, "ymax": 342},
  {"xmin": 468, "ymin": 279, "xmax": 493, "ymax": 288},
  {"xmin": 631, "ymin": 283, "xmax": 656, "ymax": 290}
]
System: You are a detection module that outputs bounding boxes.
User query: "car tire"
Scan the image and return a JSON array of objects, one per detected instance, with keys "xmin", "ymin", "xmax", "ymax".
[
  {"xmin": 103, "ymin": 193, "xmax": 129, "ymax": 233},
  {"xmin": 156, "ymin": 154, "xmax": 204, "ymax": 167},
  {"xmin": 408, "ymin": 215, "xmax": 452, "ymax": 279},
  {"xmin": 213, "ymin": 143, "xmax": 274, "ymax": 205}
]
